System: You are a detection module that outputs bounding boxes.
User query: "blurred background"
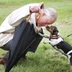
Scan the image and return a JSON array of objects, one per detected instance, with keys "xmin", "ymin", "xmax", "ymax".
[{"xmin": 0, "ymin": 0, "xmax": 72, "ymax": 72}]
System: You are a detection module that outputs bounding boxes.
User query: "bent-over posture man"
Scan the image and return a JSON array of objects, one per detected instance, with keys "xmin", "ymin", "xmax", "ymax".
[{"xmin": 0, "ymin": 3, "xmax": 57, "ymax": 64}]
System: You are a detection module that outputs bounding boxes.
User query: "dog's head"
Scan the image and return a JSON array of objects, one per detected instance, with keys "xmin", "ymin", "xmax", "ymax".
[{"xmin": 46, "ymin": 26, "xmax": 58, "ymax": 35}]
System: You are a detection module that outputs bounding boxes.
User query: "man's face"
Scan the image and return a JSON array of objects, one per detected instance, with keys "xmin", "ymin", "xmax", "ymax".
[
  {"xmin": 36, "ymin": 15, "xmax": 50, "ymax": 27},
  {"xmin": 36, "ymin": 9, "xmax": 57, "ymax": 27},
  {"xmin": 36, "ymin": 9, "xmax": 50, "ymax": 27}
]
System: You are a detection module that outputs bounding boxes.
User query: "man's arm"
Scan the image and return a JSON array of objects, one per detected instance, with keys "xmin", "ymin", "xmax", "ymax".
[
  {"xmin": 29, "ymin": 2, "xmax": 44, "ymax": 13},
  {"xmin": 8, "ymin": 3, "xmax": 44, "ymax": 27}
]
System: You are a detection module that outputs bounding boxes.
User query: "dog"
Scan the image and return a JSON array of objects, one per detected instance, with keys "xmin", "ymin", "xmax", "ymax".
[{"xmin": 45, "ymin": 26, "xmax": 72, "ymax": 65}]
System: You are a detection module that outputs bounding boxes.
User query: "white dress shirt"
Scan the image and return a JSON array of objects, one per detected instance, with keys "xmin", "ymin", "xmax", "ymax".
[{"xmin": 0, "ymin": 3, "xmax": 42, "ymax": 47}]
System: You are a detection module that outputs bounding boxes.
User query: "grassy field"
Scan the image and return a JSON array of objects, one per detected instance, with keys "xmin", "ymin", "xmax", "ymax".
[{"xmin": 0, "ymin": 0, "xmax": 72, "ymax": 72}]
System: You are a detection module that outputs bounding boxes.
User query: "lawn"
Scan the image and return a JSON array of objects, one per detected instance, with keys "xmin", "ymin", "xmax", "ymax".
[{"xmin": 0, "ymin": 0, "xmax": 72, "ymax": 72}]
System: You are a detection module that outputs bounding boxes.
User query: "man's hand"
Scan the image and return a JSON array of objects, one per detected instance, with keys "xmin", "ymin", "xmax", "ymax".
[
  {"xmin": 29, "ymin": 6, "xmax": 41, "ymax": 13},
  {"xmin": 29, "ymin": 2, "xmax": 44, "ymax": 13}
]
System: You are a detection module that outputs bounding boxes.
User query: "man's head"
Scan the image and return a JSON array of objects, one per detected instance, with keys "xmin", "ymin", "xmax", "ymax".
[{"xmin": 36, "ymin": 8, "xmax": 57, "ymax": 27}]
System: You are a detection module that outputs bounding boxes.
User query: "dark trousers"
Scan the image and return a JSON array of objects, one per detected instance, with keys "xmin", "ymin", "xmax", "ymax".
[{"xmin": 1, "ymin": 20, "xmax": 43, "ymax": 61}]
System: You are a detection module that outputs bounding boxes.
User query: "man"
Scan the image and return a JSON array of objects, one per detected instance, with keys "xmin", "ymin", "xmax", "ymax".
[
  {"xmin": 0, "ymin": 2, "xmax": 57, "ymax": 64},
  {"xmin": 44, "ymin": 26, "xmax": 72, "ymax": 65}
]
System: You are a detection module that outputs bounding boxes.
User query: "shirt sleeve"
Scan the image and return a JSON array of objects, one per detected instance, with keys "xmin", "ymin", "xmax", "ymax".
[
  {"xmin": 8, "ymin": 5, "xmax": 30, "ymax": 27},
  {"xmin": 29, "ymin": 13, "xmax": 36, "ymax": 27}
]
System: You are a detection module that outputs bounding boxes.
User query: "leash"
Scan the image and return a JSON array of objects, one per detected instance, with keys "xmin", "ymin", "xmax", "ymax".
[{"xmin": 66, "ymin": 33, "xmax": 72, "ymax": 37}]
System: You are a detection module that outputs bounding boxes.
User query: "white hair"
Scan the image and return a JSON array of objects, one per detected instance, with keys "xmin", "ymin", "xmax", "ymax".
[{"xmin": 44, "ymin": 8, "xmax": 57, "ymax": 23}]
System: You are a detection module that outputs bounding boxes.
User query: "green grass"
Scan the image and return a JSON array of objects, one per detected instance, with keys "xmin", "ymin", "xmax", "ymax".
[
  {"xmin": 0, "ymin": 0, "xmax": 66, "ymax": 5},
  {"xmin": 0, "ymin": 0, "xmax": 72, "ymax": 72}
]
